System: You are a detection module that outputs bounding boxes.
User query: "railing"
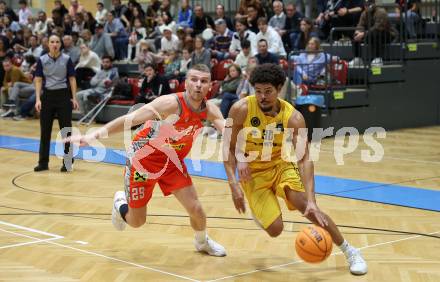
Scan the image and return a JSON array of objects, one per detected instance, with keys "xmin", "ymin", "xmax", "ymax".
[
  {"xmin": 402, "ymin": 0, "xmax": 440, "ymax": 42},
  {"xmin": 286, "ymin": 49, "xmax": 351, "ymax": 109}
]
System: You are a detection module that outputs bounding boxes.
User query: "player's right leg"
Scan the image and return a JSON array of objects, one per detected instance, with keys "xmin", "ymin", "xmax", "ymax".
[
  {"xmin": 240, "ymin": 169, "xmax": 285, "ymax": 238},
  {"xmin": 112, "ymin": 166, "xmax": 156, "ymax": 231},
  {"xmin": 112, "ymin": 191, "xmax": 147, "ymax": 230}
]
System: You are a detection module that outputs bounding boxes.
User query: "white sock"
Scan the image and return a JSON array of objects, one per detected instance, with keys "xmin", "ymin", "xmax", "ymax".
[
  {"xmin": 195, "ymin": 230, "xmax": 207, "ymax": 243},
  {"xmin": 338, "ymin": 239, "xmax": 350, "ymax": 253}
]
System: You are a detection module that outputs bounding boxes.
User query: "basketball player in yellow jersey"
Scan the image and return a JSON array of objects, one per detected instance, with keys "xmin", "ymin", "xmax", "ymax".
[{"xmin": 224, "ymin": 64, "xmax": 367, "ymax": 275}]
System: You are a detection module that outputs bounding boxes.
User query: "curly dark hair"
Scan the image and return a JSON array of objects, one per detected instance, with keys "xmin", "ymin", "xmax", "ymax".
[{"xmin": 249, "ymin": 63, "xmax": 285, "ymax": 88}]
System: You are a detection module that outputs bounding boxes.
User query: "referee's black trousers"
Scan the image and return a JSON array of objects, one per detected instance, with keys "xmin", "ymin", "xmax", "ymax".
[{"xmin": 38, "ymin": 89, "xmax": 73, "ymax": 166}]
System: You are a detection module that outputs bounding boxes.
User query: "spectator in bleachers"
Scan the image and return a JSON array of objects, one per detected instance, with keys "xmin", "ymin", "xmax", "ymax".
[
  {"xmin": 72, "ymin": 12, "xmax": 85, "ymax": 33},
  {"xmin": 22, "ymin": 26, "xmax": 32, "ymax": 43},
  {"xmin": 317, "ymin": 0, "xmax": 364, "ymax": 40},
  {"xmin": 177, "ymin": 0, "xmax": 193, "ymax": 30},
  {"xmin": 1, "ymin": 58, "xmax": 32, "ymax": 116},
  {"xmin": 192, "ymin": 5, "xmax": 215, "ymax": 37},
  {"xmin": 237, "ymin": 64, "xmax": 256, "ymax": 99},
  {"xmin": 39, "ymin": 36, "xmax": 49, "ymax": 55},
  {"xmin": 24, "ymin": 35, "xmax": 42, "ymax": 59},
  {"xmin": 5, "ymin": 15, "xmax": 21, "ymax": 33},
  {"xmin": 177, "ymin": 47, "xmax": 191, "ymax": 82},
  {"xmin": 157, "ymin": 11, "xmax": 177, "ymax": 34},
  {"xmin": 159, "ymin": 0, "xmax": 176, "ymax": 19},
  {"xmin": 190, "ymin": 36, "xmax": 211, "ymax": 69},
  {"xmin": 211, "ymin": 19, "xmax": 233, "ymax": 61},
  {"xmin": 145, "ymin": 0, "xmax": 161, "ymax": 32},
  {"xmin": 129, "ymin": 5, "xmax": 145, "ymax": 27},
  {"xmin": 62, "ymin": 14, "xmax": 73, "ymax": 35},
  {"xmin": 20, "ymin": 54, "xmax": 35, "ymax": 73},
  {"xmin": 18, "ymin": 0, "xmax": 32, "ymax": 26},
  {"xmin": 135, "ymin": 63, "xmax": 171, "ymax": 104},
  {"xmin": 53, "ymin": 0, "xmax": 68, "ymax": 19},
  {"xmin": 401, "ymin": 0, "xmax": 421, "ymax": 39},
  {"xmin": 247, "ymin": 4, "xmax": 262, "ymax": 34},
  {"xmin": 350, "ymin": 0, "xmax": 395, "ymax": 67},
  {"xmin": 68, "ymin": 0, "xmax": 84, "ymax": 18},
  {"xmin": 50, "ymin": 10, "xmax": 63, "ymax": 29},
  {"xmin": 76, "ymin": 55, "xmax": 118, "ymax": 115},
  {"xmin": 27, "ymin": 15, "xmax": 37, "ymax": 32},
  {"xmin": 127, "ymin": 17, "xmax": 147, "ymax": 60},
  {"xmin": 256, "ymin": 17, "xmax": 286, "ymax": 57},
  {"xmin": 126, "ymin": 0, "xmax": 144, "ymax": 26},
  {"xmin": 75, "ymin": 44, "xmax": 101, "ymax": 89},
  {"xmin": 164, "ymin": 50, "xmax": 180, "ymax": 80},
  {"xmin": 234, "ymin": 39, "xmax": 252, "ymax": 71},
  {"xmin": 111, "ymin": 0, "xmax": 130, "ymax": 27},
  {"xmin": 269, "ymin": 1, "xmax": 286, "ymax": 35},
  {"xmin": 229, "ymin": 18, "xmax": 257, "ymax": 58},
  {"xmin": 62, "ymin": 35, "xmax": 80, "ymax": 64},
  {"xmin": 284, "ymin": 3, "xmax": 303, "ymax": 52},
  {"xmin": 104, "ymin": 11, "xmax": 129, "ymax": 60},
  {"xmin": 0, "ymin": 55, "xmax": 35, "ymax": 119},
  {"xmin": 293, "ymin": 18, "xmax": 319, "ymax": 51},
  {"xmin": 0, "ymin": 1, "xmax": 18, "ymax": 23},
  {"xmin": 72, "ymin": 30, "xmax": 84, "ymax": 46},
  {"xmin": 90, "ymin": 23, "xmax": 114, "ymax": 59},
  {"xmin": 95, "ymin": 2, "xmax": 108, "ymax": 25},
  {"xmin": 215, "ymin": 4, "xmax": 234, "ymax": 32},
  {"xmin": 80, "ymin": 29, "xmax": 92, "ymax": 46},
  {"xmin": 34, "ymin": 11, "xmax": 49, "ymax": 36},
  {"xmin": 160, "ymin": 26, "xmax": 180, "ymax": 54},
  {"xmin": 237, "ymin": 0, "xmax": 264, "ymax": 21},
  {"xmin": 218, "ymin": 64, "xmax": 242, "ymax": 118},
  {"xmin": 135, "ymin": 40, "xmax": 165, "ymax": 72},
  {"xmin": 291, "ymin": 37, "xmax": 336, "ymax": 85},
  {"xmin": 256, "ymin": 38, "xmax": 279, "ymax": 65},
  {"xmin": 83, "ymin": 12, "xmax": 97, "ymax": 34}
]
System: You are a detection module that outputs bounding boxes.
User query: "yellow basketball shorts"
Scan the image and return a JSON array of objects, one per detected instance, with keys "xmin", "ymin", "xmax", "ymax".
[{"xmin": 241, "ymin": 162, "xmax": 305, "ymax": 229}]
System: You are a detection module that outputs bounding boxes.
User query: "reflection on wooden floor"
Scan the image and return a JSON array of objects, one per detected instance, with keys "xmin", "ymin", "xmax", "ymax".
[{"xmin": 0, "ymin": 119, "xmax": 439, "ymax": 281}]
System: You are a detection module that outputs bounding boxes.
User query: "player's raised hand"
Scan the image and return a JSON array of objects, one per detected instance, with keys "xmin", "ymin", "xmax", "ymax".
[
  {"xmin": 230, "ymin": 183, "xmax": 246, "ymax": 214},
  {"xmin": 237, "ymin": 161, "xmax": 251, "ymax": 182},
  {"xmin": 304, "ymin": 201, "xmax": 329, "ymax": 227}
]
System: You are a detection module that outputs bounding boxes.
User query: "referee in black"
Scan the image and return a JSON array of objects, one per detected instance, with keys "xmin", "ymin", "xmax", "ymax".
[{"xmin": 34, "ymin": 34, "xmax": 79, "ymax": 172}]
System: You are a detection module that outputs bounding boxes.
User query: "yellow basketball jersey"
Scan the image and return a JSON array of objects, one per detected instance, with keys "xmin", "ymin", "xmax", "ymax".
[{"xmin": 242, "ymin": 96, "xmax": 295, "ymax": 170}]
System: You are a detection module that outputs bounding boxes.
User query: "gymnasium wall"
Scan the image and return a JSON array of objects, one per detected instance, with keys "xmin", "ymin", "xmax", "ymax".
[{"xmin": 321, "ymin": 45, "xmax": 440, "ymax": 132}]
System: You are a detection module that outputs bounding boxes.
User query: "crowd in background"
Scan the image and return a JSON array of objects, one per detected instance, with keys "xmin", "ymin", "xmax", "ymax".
[{"xmin": 0, "ymin": 0, "xmax": 433, "ymax": 121}]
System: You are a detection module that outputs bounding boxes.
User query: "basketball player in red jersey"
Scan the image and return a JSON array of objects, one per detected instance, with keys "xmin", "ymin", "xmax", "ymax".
[{"xmin": 70, "ymin": 64, "xmax": 226, "ymax": 256}]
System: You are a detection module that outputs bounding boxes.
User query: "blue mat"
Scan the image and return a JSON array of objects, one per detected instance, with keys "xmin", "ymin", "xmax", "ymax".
[{"xmin": 1, "ymin": 135, "xmax": 439, "ymax": 212}]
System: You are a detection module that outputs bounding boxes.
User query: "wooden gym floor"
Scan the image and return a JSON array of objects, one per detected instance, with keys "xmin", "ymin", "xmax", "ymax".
[{"xmin": 0, "ymin": 119, "xmax": 439, "ymax": 281}]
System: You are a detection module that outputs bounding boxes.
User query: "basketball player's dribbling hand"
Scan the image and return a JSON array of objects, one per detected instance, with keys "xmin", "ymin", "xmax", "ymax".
[
  {"xmin": 230, "ymin": 183, "xmax": 246, "ymax": 214},
  {"xmin": 304, "ymin": 201, "xmax": 329, "ymax": 227}
]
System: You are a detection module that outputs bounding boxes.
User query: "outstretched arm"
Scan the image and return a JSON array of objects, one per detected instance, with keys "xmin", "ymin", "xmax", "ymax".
[{"xmin": 69, "ymin": 96, "xmax": 177, "ymax": 146}]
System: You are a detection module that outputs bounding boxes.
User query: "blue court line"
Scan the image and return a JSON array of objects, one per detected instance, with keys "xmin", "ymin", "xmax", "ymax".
[{"xmin": 1, "ymin": 135, "xmax": 439, "ymax": 212}]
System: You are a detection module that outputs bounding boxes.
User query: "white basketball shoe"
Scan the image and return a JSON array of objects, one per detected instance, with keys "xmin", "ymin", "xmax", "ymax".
[
  {"xmin": 345, "ymin": 246, "xmax": 368, "ymax": 275},
  {"xmin": 112, "ymin": 191, "xmax": 127, "ymax": 231},
  {"xmin": 194, "ymin": 236, "xmax": 227, "ymax": 257}
]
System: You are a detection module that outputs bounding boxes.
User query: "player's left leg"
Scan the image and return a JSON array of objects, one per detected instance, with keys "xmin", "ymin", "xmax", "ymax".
[
  {"xmin": 285, "ymin": 189, "xmax": 368, "ymax": 275},
  {"xmin": 172, "ymin": 185, "xmax": 226, "ymax": 257}
]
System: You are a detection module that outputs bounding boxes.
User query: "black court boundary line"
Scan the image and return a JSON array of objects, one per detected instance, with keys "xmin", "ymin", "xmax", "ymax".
[{"xmin": 1, "ymin": 204, "xmax": 439, "ymax": 240}]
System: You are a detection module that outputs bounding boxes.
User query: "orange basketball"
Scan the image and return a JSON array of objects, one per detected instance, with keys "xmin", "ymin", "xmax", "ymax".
[{"xmin": 295, "ymin": 225, "xmax": 333, "ymax": 263}]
